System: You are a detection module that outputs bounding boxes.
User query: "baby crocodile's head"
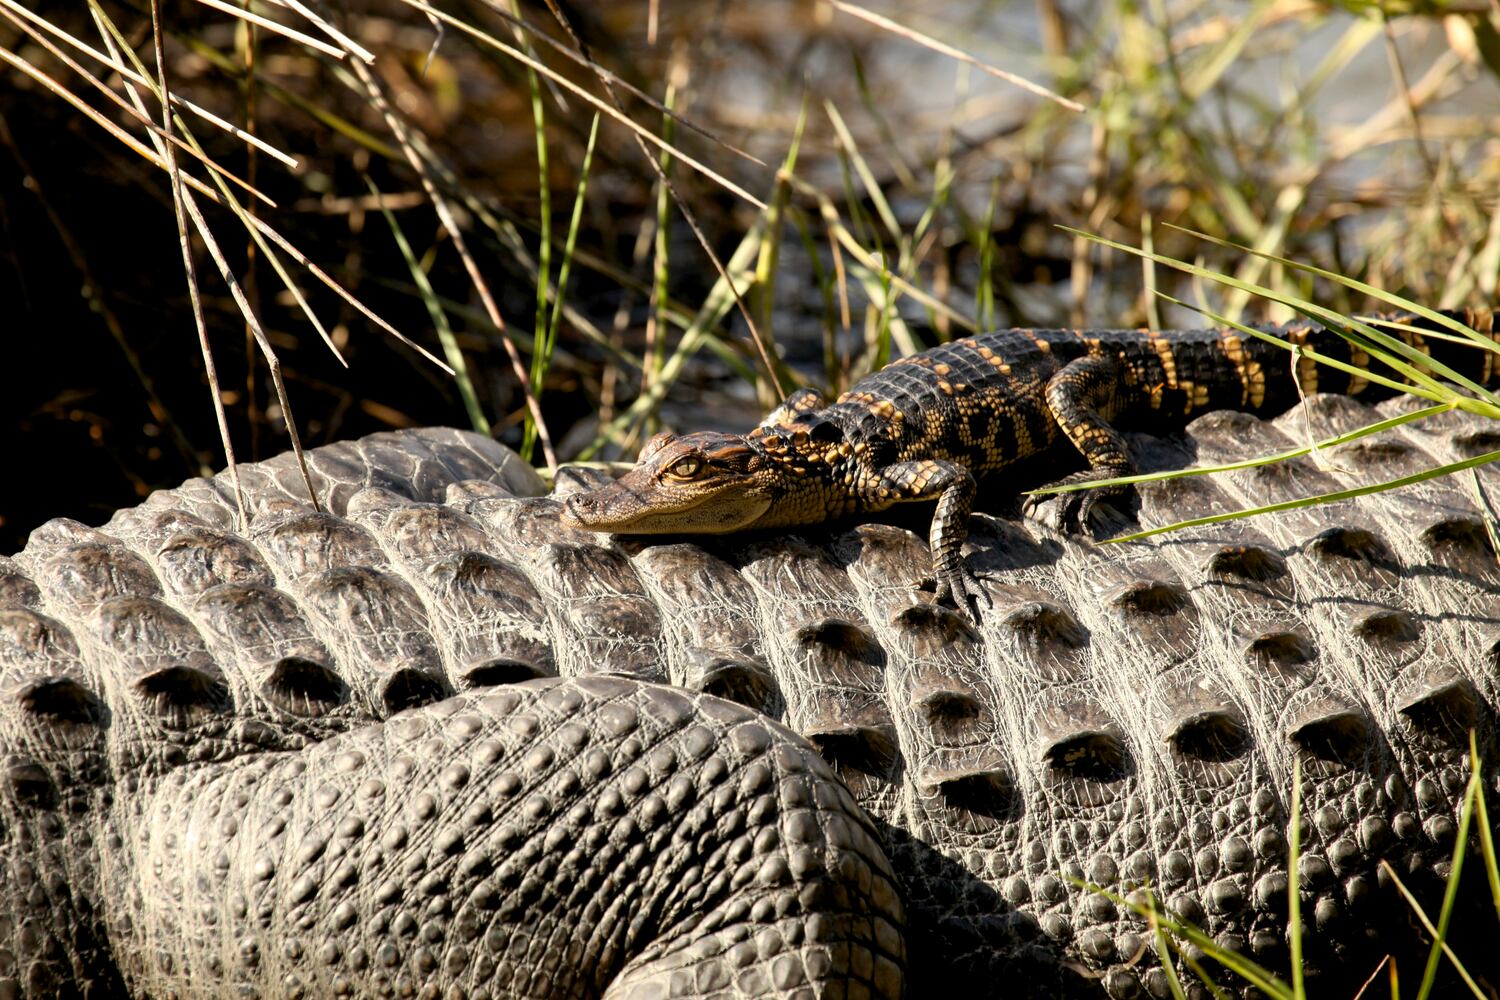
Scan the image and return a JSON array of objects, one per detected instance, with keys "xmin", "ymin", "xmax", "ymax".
[{"xmin": 561, "ymin": 431, "xmax": 780, "ymax": 534}]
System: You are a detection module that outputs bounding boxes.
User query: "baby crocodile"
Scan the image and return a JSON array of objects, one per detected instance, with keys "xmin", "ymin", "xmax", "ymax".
[{"xmin": 563, "ymin": 309, "xmax": 1497, "ymax": 615}]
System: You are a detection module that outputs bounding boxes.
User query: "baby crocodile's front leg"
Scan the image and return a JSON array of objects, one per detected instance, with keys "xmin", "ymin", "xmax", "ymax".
[{"xmin": 870, "ymin": 459, "xmax": 989, "ymax": 620}]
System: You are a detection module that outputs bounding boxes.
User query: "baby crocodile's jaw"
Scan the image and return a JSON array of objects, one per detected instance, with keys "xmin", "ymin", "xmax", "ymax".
[{"xmin": 560, "ymin": 431, "xmax": 779, "ymax": 535}]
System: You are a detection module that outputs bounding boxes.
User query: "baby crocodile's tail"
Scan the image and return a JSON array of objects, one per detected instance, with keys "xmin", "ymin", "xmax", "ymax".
[{"xmin": 1238, "ymin": 307, "xmax": 1500, "ymax": 415}]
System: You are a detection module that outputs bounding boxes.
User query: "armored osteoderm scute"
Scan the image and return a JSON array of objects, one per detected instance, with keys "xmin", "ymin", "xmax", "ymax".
[{"xmin": 2, "ymin": 315, "xmax": 1499, "ymax": 999}]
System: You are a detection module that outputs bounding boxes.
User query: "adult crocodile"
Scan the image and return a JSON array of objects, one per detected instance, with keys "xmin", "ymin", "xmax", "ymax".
[{"xmin": 4, "ymin": 334, "xmax": 1500, "ymax": 997}]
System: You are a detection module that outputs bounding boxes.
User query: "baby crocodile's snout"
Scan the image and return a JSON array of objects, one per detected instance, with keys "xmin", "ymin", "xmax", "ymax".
[
  {"xmin": 560, "ymin": 491, "xmax": 597, "ymax": 527},
  {"xmin": 560, "ymin": 483, "xmax": 641, "ymax": 530}
]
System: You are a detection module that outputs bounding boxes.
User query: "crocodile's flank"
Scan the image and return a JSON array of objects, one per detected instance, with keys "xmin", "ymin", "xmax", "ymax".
[{"xmin": 562, "ymin": 310, "xmax": 1500, "ymax": 613}]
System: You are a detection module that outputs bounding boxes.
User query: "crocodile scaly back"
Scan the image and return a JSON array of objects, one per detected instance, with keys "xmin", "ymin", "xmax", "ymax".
[{"xmin": 3, "ymin": 402, "xmax": 1497, "ymax": 996}]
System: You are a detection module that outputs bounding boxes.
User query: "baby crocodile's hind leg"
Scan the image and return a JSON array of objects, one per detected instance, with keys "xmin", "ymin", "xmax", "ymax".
[
  {"xmin": 874, "ymin": 459, "xmax": 991, "ymax": 621},
  {"xmin": 1022, "ymin": 354, "xmax": 1134, "ymax": 532}
]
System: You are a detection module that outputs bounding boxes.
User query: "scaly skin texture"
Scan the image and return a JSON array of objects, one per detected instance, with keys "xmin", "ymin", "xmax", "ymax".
[
  {"xmin": 561, "ymin": 310, "xmax": 1499, "ymax": 617},
  {"xmin": 0, "ymin": 430, "xmax": 902, "ymax": 1000},
  {"xmin": 111, "ymin": 681, "xmax": 903, "ymax": 1000},
  {"xmin": 3, "ymin": 401, "xmax": 1500, "ymax": 997}
]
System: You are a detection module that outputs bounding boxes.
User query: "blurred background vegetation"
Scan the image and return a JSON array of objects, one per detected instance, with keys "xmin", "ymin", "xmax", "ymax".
[{"xmin": 1, "ymin": 0, "xmax": 1497, "ymax": 550}]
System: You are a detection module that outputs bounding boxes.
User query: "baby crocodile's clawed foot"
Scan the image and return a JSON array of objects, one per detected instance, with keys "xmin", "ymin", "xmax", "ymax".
[
  {"xmin": 931, "ymin": 564, "xmax": 992, "ymax": 626},
  {"xmin": 1023, "ymin": 470, "xmax": 1131, "ymax": 534}
]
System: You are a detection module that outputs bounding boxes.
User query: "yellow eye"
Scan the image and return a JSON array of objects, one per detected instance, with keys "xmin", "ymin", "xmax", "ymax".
[{"xmin": 665, "ymin": 457, "xmax": 703, "ymax": 479}]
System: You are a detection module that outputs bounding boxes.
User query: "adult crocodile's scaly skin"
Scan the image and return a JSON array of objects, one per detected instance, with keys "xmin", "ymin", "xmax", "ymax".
[{"xmin": 3, "ymin": 392, "xmax": 1500, "ymax": 997}]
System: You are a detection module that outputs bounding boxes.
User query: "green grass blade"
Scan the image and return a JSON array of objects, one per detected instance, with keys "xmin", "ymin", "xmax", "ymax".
[
  {"xmin": 1058, "ymin": 227, "xmax": 1457, "ymax": 398},
  {"xmin": 850, "ymin": 50, "xmax": 918, "ymax": 192},
  {"xmin": 171, "ymin": 32, "xmax": 402, "ymax": 158},
  {"xmin": 1160, "ymin": 295, "xmax": 1500, "ymax": 424},
  {"xmin": 1158, "ymin": 295, "xmax": 1456, "ymax": 402},
  {"xmin": 1028, "ymin": 402, "xmax": 1454, "ymax": 495},
  {"xmin": 1459, "ymin": 197, "xmax": 1500, "ymax": 310},
  {"xmin": 542, "ymin": 111, "xmax": 600, "ymax": 393},
  {"xmin": 1130, "ymin": 884, "xmax": 1212, "ymax": 999},
  {"xmin": 752, "ymin": 92, "xmax": 811, "ymax": 380},
  {"xmin": 1142, "ymin": 211, "xmax": 1161, "ymax": 330},
  {"xmin": 522, "ymin": 35, "xmax": 552, "ymax": 463},
  {"xmin": 1162, "ymin": 223, "xmax": 1500, "ymax": 356},
  {"xmin": 1179, "ymin": 952, "xmax": 1235, "ymax": 1000},
  {"xmin": 1061, "ymin": 226, "xmax": 1500, "ymax": 403},
  {"xmin": 783, "ymin": 172, "xmax": 976, "ymax": 333},
  {"xmin": 1414, "ymin": 755, "xmax": 1480, "ymax": 999},
  {"xmin": 1463, "ymin": 469, "xmax": 1500, "ymax": 569},
  {"xmin": 647, "ymin": 77, "xmax": 679, "ymax": 387},
  {"xmin": 428, "ymin": 187, "xmax": 656, "ymax": 369},
  {"xmin": 1289, "ymin": 755, "xmax": 1306, "ymax": 1000},
  {"xmin": 787, "ymin": 204, "xmax": 842, "ymax": 393},
  {"xmin": 580, "ymin": 223, "xmax": 766, "ymax": 459},
  {"xmin": 851, "ymin": 262, "xmax": 919, "ymax": 360},
  {"xmin": 1221, "ymin": 181, "xmax": 1307, "ymax": 323},
  {"xmin": 1381, "ymin": 858, "xmax": 1486, "ymax": 1000},
  {"xmin": 1142, "ymin": 891, "xmax": 1190, "ymax": 1000},
  {"xmin": 368, "ymin": 177, "xmax": 490, "ymax": 434},
  {"xmin": 395, "ymin": 0, "xmax": 766, "ymax": 208},
  {"xmin": 88, "ymin": 0, "xmax": 346, "ymax": 365},
  {"xmin": 1080, "ymin": 880, "xmax": 1293, "ymax": 997},
  {"xmin": 977, "ymin": 178, "xmax": 1000, "ymax": 331},
  {"xmin": 1302, "ymin": 313, "xmax": 1494, "ymax": 406},
  {"xmin": 911, "ymin": 156, "xmax": 952, "ymax": 259},
  {"xmin": 874, "ymin": 262, "xmax": 896, "ymax": 368},
  {"xmin": 1163, "ymin": 912, "xmax": 1292, "ymax": 993},
  {"xmin": 1104, "ymin": 447, "xmax": 1500, "ymax": 543},
  {"xmin": 1469, "ymin": 732, "xmax": 1500, "ymax": 923},
  {"xmin": 1181, "ymin": 0, "xmax": 1272, "ymax": 99},
  {"xmin": 1368, "ymin": 317, "xmax": 1498, "ymax": 349},
  {"xmin": 823, "ymin": 102, "xmax": 900, "ymax": 252},
  {"xmin": 1304, "ymin": 15, "xmax": 1384, "ymax": 106},
  {"xmin": 1068, "ymin": 230, "xmax": 1449, "ymax": 394}
]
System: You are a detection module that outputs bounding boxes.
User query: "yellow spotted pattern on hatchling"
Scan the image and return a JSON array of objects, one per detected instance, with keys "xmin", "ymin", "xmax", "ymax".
[
  {"xmin": 574, "ymin": 309, "xmax": 1497, "ymax": 623},
  {"xmin": 755, "ymin": 313, "xmax": 1497, "ymax": 554}
]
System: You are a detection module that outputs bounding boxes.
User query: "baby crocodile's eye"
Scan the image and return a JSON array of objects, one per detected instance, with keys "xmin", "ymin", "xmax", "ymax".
[{"xmin": 664, "ymin": 457, "xmax": 704, "ymax": 480}]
